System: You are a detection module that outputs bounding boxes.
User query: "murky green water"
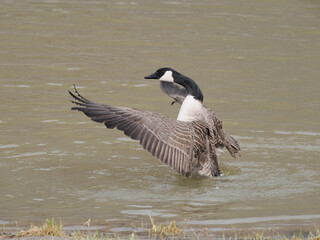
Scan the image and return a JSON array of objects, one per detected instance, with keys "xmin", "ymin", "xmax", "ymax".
[{"xmin": 1, "ymin": 0, "xmax": 319, "ymax": 237}]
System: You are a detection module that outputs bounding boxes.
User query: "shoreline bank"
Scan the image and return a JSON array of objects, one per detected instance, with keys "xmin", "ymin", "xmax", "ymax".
[{"xmin": 1, "ymin": 218, "xmax": 319, "ymax": 240}]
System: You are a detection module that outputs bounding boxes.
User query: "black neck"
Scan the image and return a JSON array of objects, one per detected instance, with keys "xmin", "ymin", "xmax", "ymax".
[{"xmin": 174, "ymin": 74, "xmax": 204, "ymax": 102}]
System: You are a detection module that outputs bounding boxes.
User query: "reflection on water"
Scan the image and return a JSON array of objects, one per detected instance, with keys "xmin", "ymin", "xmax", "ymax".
[{"xmin": 1, "ymin": 0, "xmax": 320, "ymax": 237}]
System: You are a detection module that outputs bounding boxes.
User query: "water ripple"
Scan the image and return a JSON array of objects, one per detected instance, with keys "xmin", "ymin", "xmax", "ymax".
[
  {"xmin": 7, "ymin": 151, "xmax": 47, "ymax": 158},
  {"xmin": 188, "ymin": 214, "xmax": 320, "ymax": 225}
]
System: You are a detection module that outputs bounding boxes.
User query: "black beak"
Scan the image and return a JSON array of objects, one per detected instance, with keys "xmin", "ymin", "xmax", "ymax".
[{"xmin": 144, "ymin": 72, "xmax": 158, "ymax": 79}]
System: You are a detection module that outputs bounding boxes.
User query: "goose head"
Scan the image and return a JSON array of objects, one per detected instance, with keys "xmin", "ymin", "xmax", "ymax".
[
  {"xmin": 145, "ymin": 67, "xmax": 176, "ymax": 82},
  {"xmin": 145, "ymin": 67, "xmax": 204, "ymax": 102}
]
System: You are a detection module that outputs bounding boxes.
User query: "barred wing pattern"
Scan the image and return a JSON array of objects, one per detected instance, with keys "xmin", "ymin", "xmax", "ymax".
[
  {"xmin": 69, "ymin": 89, "xmax": 206, "ymax": 177},
  {"xmin": 160, "ymin": 83, "xmax": 241, "ymax": 158},
  {"xmin": 203, "ymin": 107, "xmax": 241, "ymax": 158}
]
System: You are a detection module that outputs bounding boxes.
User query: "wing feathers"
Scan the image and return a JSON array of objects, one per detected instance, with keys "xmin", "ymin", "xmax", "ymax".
[
  {"xmin": 69, "ymin": 88, "xmax": 195, "ymax": 176},
  {"xmin": 159, "ymin": 83, "xmax": 241, "ymax": 159},
  {"xmin": 162, "ymin": 145, "xmax": 169, "ymax": 164},
  {"xmin": 160, "ymin": 82, "xmax": 187, "ymax": 105},
  {"xmin": 167, "ymin": 147, "xmax": 173, "ymax": 166}
]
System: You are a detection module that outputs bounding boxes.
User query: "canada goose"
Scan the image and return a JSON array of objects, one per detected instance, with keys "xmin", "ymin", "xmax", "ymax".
[{"xmin": 69, "ymin": 68, "xmax": 240, "ymax": 177}]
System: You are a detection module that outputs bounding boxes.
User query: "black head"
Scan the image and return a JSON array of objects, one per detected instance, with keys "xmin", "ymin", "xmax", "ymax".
[
  {"xmin": 145, "ymin": 67, "xmax": 204, "ymax": 102},
  {"xmin": 144, "ymin": 67, "xmax": 178, "ymax": 82}
]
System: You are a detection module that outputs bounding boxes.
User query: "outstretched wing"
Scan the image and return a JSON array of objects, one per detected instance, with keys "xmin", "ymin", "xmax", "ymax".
[
  {"xmin": 69, "ymin": 87, "xmax": 196, "ymax": 176},
  {"xmin": 160, "ymin": 82, "xmax": 187, "ymax": 105}
]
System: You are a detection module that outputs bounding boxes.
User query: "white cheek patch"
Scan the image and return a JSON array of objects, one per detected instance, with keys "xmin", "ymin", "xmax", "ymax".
[{"xmin": 159, "ymin": 71, "xmax": 174, "ymax": 82}]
